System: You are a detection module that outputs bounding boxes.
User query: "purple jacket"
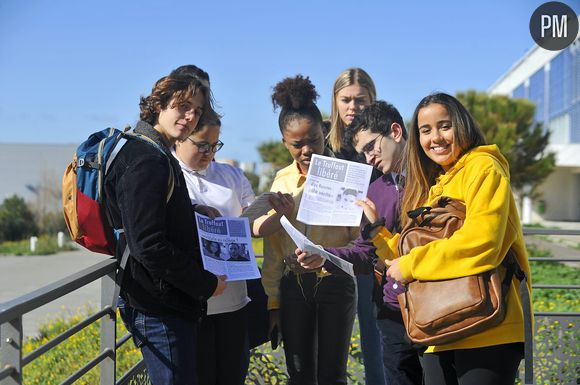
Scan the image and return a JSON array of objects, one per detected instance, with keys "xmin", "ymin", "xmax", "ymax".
[{"xmin": 325, "ymin": 173, "xmax": 405, "ymax": 308}]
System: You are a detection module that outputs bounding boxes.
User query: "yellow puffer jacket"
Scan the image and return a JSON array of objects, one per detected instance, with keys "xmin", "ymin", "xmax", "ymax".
[{"xmin": 371, "ymin": 144, "xmax": 532, "ymax": 352}]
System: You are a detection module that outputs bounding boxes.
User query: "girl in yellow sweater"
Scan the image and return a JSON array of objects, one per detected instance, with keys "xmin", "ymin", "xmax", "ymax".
[{"xmin": 302, "ymin": 93, "xmax": 532, "ymax": 385}]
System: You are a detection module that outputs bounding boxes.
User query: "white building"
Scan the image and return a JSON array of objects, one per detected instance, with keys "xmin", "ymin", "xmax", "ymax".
[
  {"xmin": 0, "ymin": 143, "xmax": 76, "ymax": 203},
  {"xmin": 489, "ymin": 37, "xmax": 580, "ymax": 222}
]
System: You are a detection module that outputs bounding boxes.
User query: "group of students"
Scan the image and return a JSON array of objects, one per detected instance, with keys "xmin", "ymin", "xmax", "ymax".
[{"xmin": 104, "ymin": 63, "xmax": 532, "ymax": 385}]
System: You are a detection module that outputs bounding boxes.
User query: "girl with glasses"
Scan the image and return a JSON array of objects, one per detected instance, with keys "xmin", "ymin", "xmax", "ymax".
[{"xmin": 174, "ymin": 112, "xmax": 254, "ymax": 385}]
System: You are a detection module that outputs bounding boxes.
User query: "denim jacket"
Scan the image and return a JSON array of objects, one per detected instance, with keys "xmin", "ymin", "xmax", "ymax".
[{"xmin": 104, "ymin": 121, "xmax": 217, "ymax": 320}]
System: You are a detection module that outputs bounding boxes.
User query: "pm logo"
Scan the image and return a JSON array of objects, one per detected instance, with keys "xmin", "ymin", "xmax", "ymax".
[{"xmin": 529, "ymin": 2, "xmax": 578, "ymax": 51}]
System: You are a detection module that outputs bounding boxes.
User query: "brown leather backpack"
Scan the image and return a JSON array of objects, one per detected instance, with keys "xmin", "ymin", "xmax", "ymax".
[{"xmin": 396, "ymin": 197, "xmax": 514, "ymax": 345}]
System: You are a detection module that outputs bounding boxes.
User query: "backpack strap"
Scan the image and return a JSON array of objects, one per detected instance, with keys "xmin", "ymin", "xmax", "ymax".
[
  {"xmin": 124, "ymin": 132, "xmax": 175, "ymax": 203},
  {"xmin": 503, "ymin": 252, "xmax": 533, "ymax": 385},
  {"xmin": 111, "ymin": 240, "xmax": 130, "ymax": 311},
  {"xmin": 104, "ymin": 129, "xmax": 175, "ymax": 309}
]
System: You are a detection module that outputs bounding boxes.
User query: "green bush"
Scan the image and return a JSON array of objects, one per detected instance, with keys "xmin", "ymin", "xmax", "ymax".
[
  {"xmin": 0, "ymin": 195, "xmax": 38, "ymax": 242},
  {"xmin": 0, "ymin": 234, "xmax": 76, "ymax": 256},
  {"xmin": 23, "ymin": 307, "xmax": 142, "ymax": 385},
  {"xmin": 531, "ymin": 317, "xmax": 579, "ymax": 385}
]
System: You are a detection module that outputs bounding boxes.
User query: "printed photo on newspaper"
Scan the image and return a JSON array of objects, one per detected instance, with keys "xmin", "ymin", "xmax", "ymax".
[
  {"xmin": 194, "ymin": 213, "xmax": 261, "ymax": 281},
  {"xmin": 297, "ymin": 154, "xmax": 373, "ymax": 227},
  {"xmin": 280, "ymin": 215, "xmax": 354, "ymax": 277}
]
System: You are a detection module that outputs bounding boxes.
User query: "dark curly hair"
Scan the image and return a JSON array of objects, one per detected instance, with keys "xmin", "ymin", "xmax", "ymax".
[
  {"xmin": 271, "ymin": 75, "xmax": 323, "ymax": 133},
  {"xmin": 344, "ymin": 100, "xmax": 407, "ymax": 148},
  {"xmin": 170, "ymin": 64, "xmax": 210, "ymax": 86},
  {"xmin": 139, "ymin": 71, "xmax": 214, "ymax": 126}
]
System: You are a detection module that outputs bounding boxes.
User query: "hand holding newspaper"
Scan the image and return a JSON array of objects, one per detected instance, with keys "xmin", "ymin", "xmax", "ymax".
[
  {"xmin": 194, "ymin": 213, "xmax": 261, "ymax": 281},
  {"xmin": 297, "ymin": 154, "xmax": 373, "ymax": 227},
  {"xmin": 279, "ymin": 216, "xmax": 355, "ymax": 277},
  {"xmin": 240, "ymin": 192, "xmax": 276, "ymax": 223}
]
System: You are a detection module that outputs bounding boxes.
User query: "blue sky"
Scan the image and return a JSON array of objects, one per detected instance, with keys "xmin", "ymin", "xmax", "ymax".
[{"xmin": 0, "ymin": 0, "xmax": 574, "ymax": 164}]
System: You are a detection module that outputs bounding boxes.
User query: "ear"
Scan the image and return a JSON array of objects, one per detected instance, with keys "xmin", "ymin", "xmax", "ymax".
[{"xmin": 390, "ymin": 123, "xmax": 404, "ymax": 143}]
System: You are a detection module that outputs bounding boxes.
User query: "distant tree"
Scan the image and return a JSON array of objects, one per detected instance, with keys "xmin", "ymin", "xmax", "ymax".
[
  {"xmin": 0, "ymin": 195, "xmax": 38, "ymax": 241},
  {"xmin": 257, "ymin": 140, "xmax": 293, "ymax": 172},
  {"xmin": 456, "ymin": 90, "xmax": 556, "ymax": 201},
  {"xmin": 28, "ymin": 170, "xmax": 66, "ymax": 234},
  {"xmin": 244, "ymin": 171, "xmax": 261, "ymax": 194}
]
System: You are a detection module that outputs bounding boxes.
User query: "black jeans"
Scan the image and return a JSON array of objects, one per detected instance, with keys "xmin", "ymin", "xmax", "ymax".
[
  {"xmin": 420, "ymin": 342, "xmax": 524, "ymax": 385},
  {"xmin": 280, "ymin": 272, "xmax": 356, "ymax": 385},
  {"xmin": 376, "ymin": 306, "xmax": 423, "ymax": 385},
  {"xmin": 197, "ymin": 306, "xmax": 249, "ymax": 385}
]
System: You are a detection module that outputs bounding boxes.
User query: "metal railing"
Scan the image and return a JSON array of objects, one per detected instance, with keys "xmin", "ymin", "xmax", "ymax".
[
  {"xmin": 523, "ymin": 227, "xmax": 580, "ymax": 316},
  {"xmin": 0, "ymin": 227, "xmax": 579, "ymax": 385},
  {"xmin": 0, "ymin": 258, "xmax": 144, "ymax": 385}
]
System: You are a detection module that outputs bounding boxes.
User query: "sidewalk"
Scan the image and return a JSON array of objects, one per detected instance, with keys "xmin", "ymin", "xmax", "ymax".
[
  {"xmin": 0, "ymin": 249, "xmax": 109, "ymax": 337},
  {"xmin": 525, "ymin": 221, "xmax": 580, "ymax": 267}
]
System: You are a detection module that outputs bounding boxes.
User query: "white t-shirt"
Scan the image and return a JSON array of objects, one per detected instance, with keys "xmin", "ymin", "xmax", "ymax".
[{"xmin": 175, "ymin": 155, "xmax": 256, "ymax": 315}]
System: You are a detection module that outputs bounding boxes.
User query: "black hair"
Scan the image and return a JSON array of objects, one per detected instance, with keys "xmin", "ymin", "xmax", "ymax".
[
  {"xmin": 170, "ymin": 64, "xmax": 210, "ymax": 85},
  {"xmin": 271, "ymin": 75, "xmax": 323, "ymax": 133},
  {"xmin": 344, "ymin": 100, "xmax": 407, "ymax": 148},
  {"xmin": 197, "ymin": 109, "xmax": 222, "ymax": 129}
]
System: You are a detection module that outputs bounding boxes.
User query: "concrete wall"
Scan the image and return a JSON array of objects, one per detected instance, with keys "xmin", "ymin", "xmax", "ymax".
[
  {"xmin": 536, "ymin": 169, "xmax": 580, "ymax": 221},
  {"xmin": 0, "ymin": 143, "xmax": 76, "ymax": 203}
]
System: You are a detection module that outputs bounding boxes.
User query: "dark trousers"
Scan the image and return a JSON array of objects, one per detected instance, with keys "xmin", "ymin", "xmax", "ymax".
[
  {"xmin": 196, "ymin": 306, "xmax": 249, "ymax": 385},
  {"xmin": 376, "ymin": 306, "xmax": 423, "ymax": 385},
  {"xmin": 280, "ymin": 272, "xmax": 356, "ymax": 385},
  {"xmin": 356, "ymin": 274, "xmax": 386, "ymax": 385},
  {"xmin": 420, "ymin": 342, "xmax": 524, "ymax": 385},
  {"xmin": 119, "ymin": 299, "xmax": 198, "ymax": 385}
]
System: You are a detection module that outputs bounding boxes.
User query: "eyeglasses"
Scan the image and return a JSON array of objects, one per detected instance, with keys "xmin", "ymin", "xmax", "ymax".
[
  {"xmin": 185, "ymin": 137, "xmax": 224, "ymax": 153},
  {"xmin": 360, "ymin": 134, "xmax": 383, "ymax": 156}
]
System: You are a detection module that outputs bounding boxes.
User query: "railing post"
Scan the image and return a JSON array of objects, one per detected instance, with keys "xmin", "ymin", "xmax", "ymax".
[
  {"xmin": 100, "ymin": 270, "xmax": 117, "ymax": 385},
  {"xmin": 0, "ymin": 317, "xmax": 23, "ymax": 385}
]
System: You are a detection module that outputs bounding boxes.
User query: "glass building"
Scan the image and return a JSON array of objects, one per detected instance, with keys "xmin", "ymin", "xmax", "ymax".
[{"xmin": 489, "ymin": 37, "xmax": 580, "ymax": 221}]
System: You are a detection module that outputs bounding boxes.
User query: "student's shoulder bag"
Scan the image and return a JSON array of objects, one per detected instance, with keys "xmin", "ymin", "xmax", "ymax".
[{"xmin": 397, "ymin": 197, "xmax": 533, "ymax": 383}]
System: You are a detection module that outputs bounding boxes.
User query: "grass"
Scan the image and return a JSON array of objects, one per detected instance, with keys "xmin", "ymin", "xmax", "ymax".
[
  {"xmin": 0, "ymin": 236, "xmax": 262, "ymax": 258},
  {"xmin": 0, "ymin": 235, "xmax": 76, "ymax": 256}
]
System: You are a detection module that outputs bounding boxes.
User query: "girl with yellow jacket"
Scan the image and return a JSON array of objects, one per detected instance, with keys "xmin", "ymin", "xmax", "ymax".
[{"xmin": 307, "ymin": 93, "xmax": 532, "ymax": 385}]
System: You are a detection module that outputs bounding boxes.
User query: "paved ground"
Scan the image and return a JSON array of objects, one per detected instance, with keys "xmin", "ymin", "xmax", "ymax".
[
  {"xmin": 525, "ymin": 220, "xmax": 580, "ymax": 267},
  {"xmin": 0, "ymin": 249, "xmax": 109, "ymax": 337}
]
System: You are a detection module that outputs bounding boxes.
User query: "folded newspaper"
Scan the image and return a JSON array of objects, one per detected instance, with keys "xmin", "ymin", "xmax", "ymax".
[
  {"xmin": 297, "ymin": 154, "xmax": 373, "ymax": 227},
  {"xmin": 240, "ymin": 192, "xmax": 276, "ymax": 222},
  {"xmin": 279, "ymin": 215, "xmax": 354, "ymax": 277},
  {"xmin": 195, "ymin": 213, "xmax": 261, "ymax": 281}
]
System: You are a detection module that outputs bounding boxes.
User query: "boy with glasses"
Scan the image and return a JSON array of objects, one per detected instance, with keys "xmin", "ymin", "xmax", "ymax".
[{"xmin": 296, "ymin": 100, "xmax": 423, "ymax": 385}]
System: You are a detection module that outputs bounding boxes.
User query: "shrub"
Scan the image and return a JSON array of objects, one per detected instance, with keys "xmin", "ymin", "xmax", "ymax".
[
  {"xmin": 0, "ymin": 195, "xmax": 38, "ymax": 242},
  {"xmin": 0, "ymin": 234, "xmax": 76, "ymax": 256},
  {"xmin": 22, "ymin": 307, "xmax": 142, "ymax": 385}
]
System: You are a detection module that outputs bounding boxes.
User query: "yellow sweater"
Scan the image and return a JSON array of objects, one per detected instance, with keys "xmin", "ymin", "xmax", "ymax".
[
  {"xmin": 371, "ymin": 144, "xmax": 532, "ymax": 352},
  {"xmin": 262, "ymin": 161, "xmax": 359, "ymax": 310}
]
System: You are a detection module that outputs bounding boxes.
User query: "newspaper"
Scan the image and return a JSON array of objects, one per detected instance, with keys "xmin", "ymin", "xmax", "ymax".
[
  {"xmin": 280, "ymin": 216, "xmax": 355, "ymax": 277},
  {"xmin": 194, "ymin": 213, "xmax": 261, "ymax": 281},
  {"xmin": 240, "ymin": 192, "xmax": 276, "ymax": 222},
  {"xmin": 297, "ymin": 154, "xmax": 373, "ymax": 226}
]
